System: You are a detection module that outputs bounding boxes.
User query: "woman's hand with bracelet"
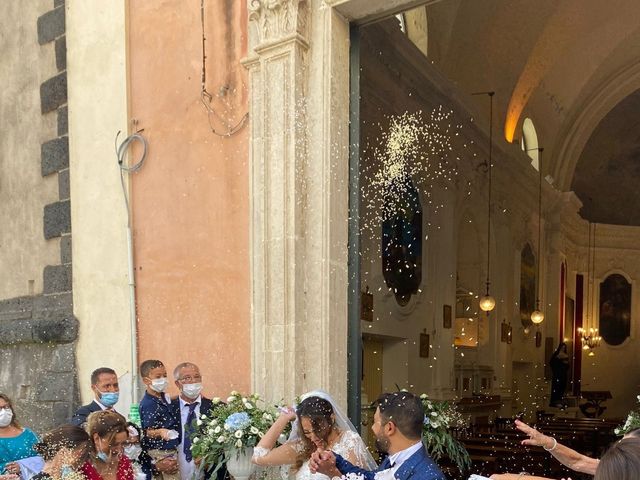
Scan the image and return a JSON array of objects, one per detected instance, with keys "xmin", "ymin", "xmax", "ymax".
[{"xmin": 515, "ymin": 419, "xmax": 556, "ymax": 450}]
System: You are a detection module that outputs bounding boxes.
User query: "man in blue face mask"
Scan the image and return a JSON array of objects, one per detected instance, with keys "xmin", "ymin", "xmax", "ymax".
[{"xmin": 70, "ymin": 367, "xmax": 120, "ymax": 427}]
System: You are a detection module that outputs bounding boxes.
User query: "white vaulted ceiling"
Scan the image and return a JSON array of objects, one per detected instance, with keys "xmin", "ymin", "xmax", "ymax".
[{"xmin": 416, "ymin": 0, "xmax": 640, "ymax": 224}]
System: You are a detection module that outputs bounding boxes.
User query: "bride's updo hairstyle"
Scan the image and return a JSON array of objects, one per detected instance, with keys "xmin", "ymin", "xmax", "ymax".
[{"xmin": 294, "ymin": 396, "xmax": 336, "ymax": 469}]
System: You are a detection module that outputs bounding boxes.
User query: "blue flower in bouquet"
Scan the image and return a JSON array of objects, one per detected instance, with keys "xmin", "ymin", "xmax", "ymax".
[
  {"xmin": 225, "ymin": 412, "xmax": 251, "ymax": 431},
  {"xmin": 423, "ymin": 415, "xmax": 430, "ymax": 426}
]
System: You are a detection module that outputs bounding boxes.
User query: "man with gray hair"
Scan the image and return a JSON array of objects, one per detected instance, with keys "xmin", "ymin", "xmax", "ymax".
[{"xmin": 170, "ymin": 362, "xmax": 222, "ymax": 480}]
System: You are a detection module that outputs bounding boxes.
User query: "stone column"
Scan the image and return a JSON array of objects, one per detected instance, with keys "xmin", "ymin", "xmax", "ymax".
[{"xmin": 244, "ymin": 1, "xmax": 351, "ymax": 405}]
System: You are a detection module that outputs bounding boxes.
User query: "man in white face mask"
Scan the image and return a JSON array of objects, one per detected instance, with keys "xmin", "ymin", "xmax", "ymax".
[
  {"xmin": 171, "ymin": 363, "xmax": 219, "ymax": 480},
  {"xmin": 139, "ymin": 359, "xmax": 181, "ymax": 480}
]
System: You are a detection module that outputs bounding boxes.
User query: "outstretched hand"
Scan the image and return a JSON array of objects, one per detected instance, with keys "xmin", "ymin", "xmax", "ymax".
[{"xmin": 514, "ymin": 419, "xmax": 555, "ymax": 450}]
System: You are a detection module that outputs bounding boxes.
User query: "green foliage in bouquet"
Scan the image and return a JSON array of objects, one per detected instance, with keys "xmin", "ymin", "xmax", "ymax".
[
  {"xmin": 419, "ymin": 394, "xmax": 471, "ymax": 473},
  {"xmin": 189, "ymin": 391, "xmax": 278, "ymax": 475},
  {"xmin": 615, "ymin": 396, "xmax": 640, "ymax": 436}
]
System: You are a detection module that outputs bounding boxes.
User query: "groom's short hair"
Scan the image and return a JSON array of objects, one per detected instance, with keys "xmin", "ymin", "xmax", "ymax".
[{"xmin": 375, "ymin": 391, "xmax": 423, "ymax": 440}]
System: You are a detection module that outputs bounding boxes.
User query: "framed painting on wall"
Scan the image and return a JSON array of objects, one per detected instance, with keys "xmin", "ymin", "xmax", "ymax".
[
  {"xmin": 419, "ymin": 333, "xmax": 430, "ymax": 358},
  {"xmin": 443, "ymin": 304, "xmax": 452, "ymax": 329},
  {"xmin": 600, "ymin": 274, "xmax": 632, "ymax": 346}
]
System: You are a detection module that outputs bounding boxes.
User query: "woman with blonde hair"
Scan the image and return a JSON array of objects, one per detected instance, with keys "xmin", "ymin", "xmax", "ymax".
[{"xmin": 81, "ymin": 410, "xmax": 133, "ymax": 480}]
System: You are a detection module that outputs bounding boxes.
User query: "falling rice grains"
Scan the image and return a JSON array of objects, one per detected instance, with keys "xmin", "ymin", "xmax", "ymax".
[{"xmin": 361, "ymin": 106, "xmax": 462, "ymax": 235}]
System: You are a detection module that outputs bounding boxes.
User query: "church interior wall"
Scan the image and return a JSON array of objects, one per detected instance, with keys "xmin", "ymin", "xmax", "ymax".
[
  {"xmin": 355, "ymin": 18, "xmax": 609, "ymax": 419},
  {"xmin": 561, "ymin": 222, "xmax": 640, "ymax": 418}
]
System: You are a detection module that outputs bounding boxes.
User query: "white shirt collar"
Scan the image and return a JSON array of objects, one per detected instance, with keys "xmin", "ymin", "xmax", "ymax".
[
  {"xmin": 94, "ymin": 398, "xmax": 108, "ymax": 410},
  {"xmin": 179, "ymin": 395, "xmax": 202, "ymax": 408},
  {"xmin": 387, "ymin": 441, "xmax": 422, "ymax": 468}
]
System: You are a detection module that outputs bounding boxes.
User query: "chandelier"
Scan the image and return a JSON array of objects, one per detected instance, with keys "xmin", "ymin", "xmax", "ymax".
[
  {"xmin": 579, "ymin": 222, "xmax": 601, "ymax": 355},
  {"xmin": 579, "ymin": 327, "xmax": 601, "ymax": 354}
]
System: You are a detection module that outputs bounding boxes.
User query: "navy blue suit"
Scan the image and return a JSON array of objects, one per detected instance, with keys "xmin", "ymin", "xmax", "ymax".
[
  {"xmin": 170, "ymin": 397, "xmax": 226, "ymax": 480},
  {"xmin": 335, "ymin": 445, "xmax": 445, "ymax": 480},
  {"xmin": 69, "ymin": 400, "xmax": 103, "ymax": 427}
]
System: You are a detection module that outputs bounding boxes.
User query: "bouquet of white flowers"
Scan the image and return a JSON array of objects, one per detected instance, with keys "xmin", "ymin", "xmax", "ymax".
[
  {"xmin": 189, "ymin": 391, "xmax": 278, "ymax": 475},
  {"xmin": 615, "ymin": 395, "xmax": 640, "ymax": 436},
  {"xmin": 419, "ymin": 393, "xmax": 471, "ymax": 473}
]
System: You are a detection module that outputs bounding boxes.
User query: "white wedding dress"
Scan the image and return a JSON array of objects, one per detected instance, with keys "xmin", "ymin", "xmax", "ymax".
[
  {"xmin": 252, "ymin": 390, "xmax": 377, "ymax": 480},
  {"xmin": 291, "ymin": 429, "xmax": 375, "ymax": 480}
]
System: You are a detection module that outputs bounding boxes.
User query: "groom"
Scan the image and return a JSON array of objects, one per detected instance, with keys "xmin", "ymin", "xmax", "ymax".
[{"xmin": 310, "ymin": 391, "xmax": 445, "ymax": 480}]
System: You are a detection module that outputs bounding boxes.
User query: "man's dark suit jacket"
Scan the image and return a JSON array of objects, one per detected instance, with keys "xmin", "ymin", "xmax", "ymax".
[
  {"xmin": 335, "ymin": 444, "xmax": 445, "ymax": 480},
  {"xmin": 171, "ymin": 396, "xmax": 226, "ymax": 480},
  {"xmin": 69, "ymin": 400, "xmax": 103, "ymax": 427}
]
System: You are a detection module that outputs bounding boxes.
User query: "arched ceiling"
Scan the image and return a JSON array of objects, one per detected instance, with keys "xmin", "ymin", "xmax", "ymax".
[
  {"xmin": 571, "ymin": 89, "xmax": 640, "ymax": 226},
  {"xmin": 420, "ymin": 0, "xmax": 640, "ymax": 225}
]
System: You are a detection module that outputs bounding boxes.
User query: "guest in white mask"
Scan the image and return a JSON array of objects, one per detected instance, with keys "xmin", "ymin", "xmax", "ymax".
[
  {"xmin": 139, "ymin": 360, "xmax": 180, "ymax": 480},
  {"xmin": 0, "ymin": 394, "xmax": 39, "ymax": 478},
  {"xmin": 171, "ymin": 362, "xmax": 223, "ymax": 480}
]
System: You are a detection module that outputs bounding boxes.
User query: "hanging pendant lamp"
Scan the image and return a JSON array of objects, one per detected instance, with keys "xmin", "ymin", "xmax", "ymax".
[
  {"xmin": 477, "ymin": 91, "xmax": 496, "ymax": 312},
  {"xmin": 531, "ymin": 148, "xmax": 544, "ymax": 324}
]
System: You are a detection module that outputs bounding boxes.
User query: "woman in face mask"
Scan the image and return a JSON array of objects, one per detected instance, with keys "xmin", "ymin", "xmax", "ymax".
[
  {"xmin": 0, "ymin": 393, "xmax": 40, "ymax": 477},
  {"xmin": 31, "ymin": 425, "xmax": 91, "ymax": 480},
  {"xmin": 82, "ymin": 411, "xmax": 133, "ymax": 480}
]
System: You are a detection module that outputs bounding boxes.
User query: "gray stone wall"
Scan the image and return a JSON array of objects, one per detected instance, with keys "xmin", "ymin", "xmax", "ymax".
[
  {"xmin": 0, "ymin": 295, "xmax": 78, "ymax": 432},
  {"xmin": 0, "ymin": 0, "xmax": 78, "ymax": 431}
]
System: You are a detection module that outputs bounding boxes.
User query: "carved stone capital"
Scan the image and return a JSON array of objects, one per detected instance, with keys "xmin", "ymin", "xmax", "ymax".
[{"xmin": 248, "ymin": 0, "xmax": 309, "ymax": 48}]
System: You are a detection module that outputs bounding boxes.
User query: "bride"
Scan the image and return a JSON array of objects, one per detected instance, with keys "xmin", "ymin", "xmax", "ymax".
[{"xmin": 252, "ymin": 390, "xmax": 377, "ymax": 479}]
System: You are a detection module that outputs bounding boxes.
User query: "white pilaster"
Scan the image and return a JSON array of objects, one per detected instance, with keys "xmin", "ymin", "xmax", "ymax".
[{"xmin": 245, "ymin": 1, "xmax": 351, "ymax": 406}]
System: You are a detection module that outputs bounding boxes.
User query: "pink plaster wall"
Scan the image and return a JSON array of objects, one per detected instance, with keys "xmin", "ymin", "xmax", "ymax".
[{"xmin": 128, "ymin": 0, "xmax": 250, "ymax": 397}]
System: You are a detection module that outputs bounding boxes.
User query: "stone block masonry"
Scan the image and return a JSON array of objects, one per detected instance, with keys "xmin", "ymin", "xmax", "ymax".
[{"xmin": 0, "ymin": 1, "xmax": 79, "ymax": 431}]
